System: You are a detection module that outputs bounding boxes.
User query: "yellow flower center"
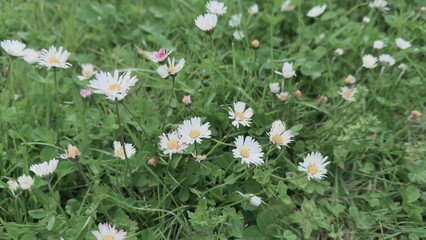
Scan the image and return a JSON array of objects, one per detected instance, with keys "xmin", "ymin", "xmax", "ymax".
[
  {"xmin": 189, "ymin": 129, "xmax": 200, "ymax": 139},
  {"xmin": 109, "ymin": 83, "xmax": 122, "ymax": 92},
  {"xmin": 240, "ymin": 147, "xmax": 250, "ymax": 158},
  {"xmin": 342, "ymin": 91, "xmax": 352, "ymax": 99},
  {"xmin": 272, "ymin": 134, "xmax": 284, "ymax": 144},
  {"xmin": 83, "ymin": 69, "xmax": 93, "ymax": 78},
  {"xmin": 103, "ymin": 236, "xmax": 114, "ymax": 240},
  {"xmin": 48, "ymin": 56, "xmax": 60, "ymax": 65},
  {"xmin": 235, "ymin": 112, "xmax": 245, "ymax": 121},
  {"xmin": 307, "ymin": 165, "xmax": 318, "ymax": 175},
  {"xmin": 167, "ymin": 140, "xmax": 179, "ymax": 150},
  {"xmin": 67, "ymin": 148, "xmax": 79, "ymax": 158},
  {"xmin": 116, "ymin": 148, "xmax": 125, "ymax": 158},
  {"xmin": 168, "ymin": 65, "xmax": 176, "ymax": 73}
]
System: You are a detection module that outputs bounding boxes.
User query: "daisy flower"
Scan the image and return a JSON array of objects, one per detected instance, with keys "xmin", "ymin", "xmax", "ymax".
[
  {"xmin": 7, "ymin": 180, "xmax": 20, "ymax": 194},
  {"xmin": 21, "ymin": 49, "xmax": 39, "ymax": 64},
  {"xmin": 269, "ymin": 82, "xmax": 280, "ymax": 94},
  {"xmin": 1, "ymin": 40, "xmax": 26, "ymax": 57},
  {"xmin": 143, "ymin": 48, "xmax": 173, "ymax": 63},
  {"xmin": 228, "ymin": 101, "xmax": 253, "ymax": 128},
  {"xmin": 374, "ymin": 40, "xmax": 385, "ymax": 50},
  {"xmin": 206, "ymin": 0, "xmax": 227, "ymax": 15},
  {"xmin": 249, "ymin": 195, "xmax": 262, "ymax": 207},
  {"xmin": 232, "ymin": 135, "xmax": 264, "ymax": 166},
  {"xmin": 191, "ymin": 153, "xmax": 208, "ymax": 162},
  {"xmin": 379, "ymin": 54, "xmax": 396, "ymax": 66},
  {"xmin": 17, "ymin": 175, "xmax": 34, "ymax": 190},
  {"xmin": 362, "ymin": 54, "xmax": 378, "ymax": 69},
  {"xmin": 178, "ymin": 117, "xmax": 211, "ymax": 144},
  {"xmin": 113, "ymin": 141, "xmax": 137, "ymax": 159},
  {"xmin": 80, "ymin": 88, "xmax": 92, "ymax": 98},
  {"xmin": 92, "ymin": 223, "xmax": 127, "ymax": 240},
  {"xmin": 339, "ymin": 86, "xmax": 357, "ymax": 101},
  {"xmin": 38, "ymin": 46, "xmax": 71, "ymax": 69},
  {"xmin": 307, "ymin": 5, "xmax": 326, "ymax": 18},
  {"xmin": 182, "ymin": 95, "xmax": 192, "ymax": 106},
  {"xmin": 344, "ymin": 75, "xmax": 356, "ymax": 85},
  {"xmin": 276, "ymin": 91, "xmax": 289, "ymax": 101},
  {"xmin": 233, "ymin": 31, "xmax": 244, "ymax": 41},
  {"xmin": 369, "ymin": 0, "xmax": 389, "ymax": 11},
  {"xmin": 395, "ymin": 38, "xmax": 411, "ymax": 49},
  {"xmin": 59, "ymin": 144, "xmax": 81, "ymax": 161},
  {"xmin": 89, "ymin": 70, "xmax": 139, "ymax": 101},
  {"xmin": 362, "ymin": 16, "xmax": 371, "ymax": 24},
  {"xmin": 159, "ymin": 131, "xmax": 188, "ymax": 158},
  {"xmin": 157, "ymin": 57, "xmax": 185, "ymax": 79},
  {"xmin": 195, "ymin": 13, "xmax": 218, "ymax": 32},
  {"xmin": 281, "ymin": 0, "xmax": 295, "ymax": 12},
  {"xmin": 275, "ymin": 62, "xmax": 296, "ymax": 78},
  {"xmin": 30, "ymin": 159, "xmax": 59, "ymax": 178},
  {"xmin": 248, "ymin": 4, "xmax": 259, "ymax": 15},
  {"xmin": 229, "ymin": 14, "xmax": 242, "ymax": 27},
  {"xmin": 334, "ymin": 48, "xmax": 344, "ymax": 56},
  {"xmin": 78, "ymin": 63, "xmax": 96, "ymax": 80},
  {"xmin": 267, "ymin": 120, "xmax": 293, "ymax": 149},
  {"xmin": 298, "ymin": 152, "xmax": 330, "ymax": 180}
]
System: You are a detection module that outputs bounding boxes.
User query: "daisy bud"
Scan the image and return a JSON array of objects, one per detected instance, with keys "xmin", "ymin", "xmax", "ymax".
[
  {"xmin": 294, "ymin": 90, "xmax": 302, "ymax": 100},
  {"xmin": 137, "ymin": 48, "xmax": 144, "ymax": 56},
  {"xmin": 421, "ymin": 6, "xmax": 426, "ymax": 13},
  {"xmin": 362, "ymin": 16, "xmax": 370, "ymax": 24},
  {"xmin": 344, "ymin": 75, "xmax": 356, "ymax": 85},
  {"xmin": 182, "ymin": 95, "xmax": 192, "ymax": 106},
  {"xmin": 251, "ymin": 39, "xmax": 260, "ymax": 49},
  {"xmin": 147, "ymin": 156, "xmax": 157, "ymax": 166},
  {"xmin": 408, "ymin": 110, "xmax": 422, "ymax": 124},
  {"xmin": 276, "ymin": 91, "xmax": 289, "ymax": 101},
  {"xmin": 7, "ymin": 180, "xmax": 20, "ymax": 195},
  {"xmin": 249, "ymin": 195, "xmax": 262, "ymax": 207},
  {"xmin": 334, "ymin": 48, "xmax": 344, "ymax": 56},
  {"xmin": 80, "ymin": 88, "xmax": 92, "ymax": 98},
  {"xmin": 269, "ymin": 83, "xmax": 280, "ymax": 94},
  {"xmin": 318, "ymin": 96, "xmax": 328, "ymax": 106}
]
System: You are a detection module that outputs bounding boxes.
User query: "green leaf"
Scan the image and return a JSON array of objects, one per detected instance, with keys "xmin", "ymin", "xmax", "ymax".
[
  {"xmin": 243, "ymin": 226, "xmax": 265, "ymax": 240},
  {"xmin": 405, "ymin": 186, "xmax": 421, "ymax": 203},
  {"xmin": 28, "ymin": 209, "xmax": 47, "ymax": 219}
]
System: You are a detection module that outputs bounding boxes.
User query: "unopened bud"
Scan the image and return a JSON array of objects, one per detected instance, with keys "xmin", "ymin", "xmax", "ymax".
[
  {"xmin": 276, "ymin": 92, "xmax": 289, "ymax": 102},
  {"xmin": 147, "ymin": 156, "xmax": 157, "ymax": 166},
  {"xmin": 251, "ymin": 39, "xmax": 260, "ymax": 49},
  {"xmin": 344, "ymin": 75, "xmax": 356, "ymax": 85},
  {"xmin": 137, "ymin": 48, "xmax": 144, "ymax": 56},
  {"xmin": 182, "ymin": 95, "xmax": 192, "ymax": 106},
  {"xmin": 294, "ymin": 90, "xmax": 302, "ymax": 100},
  {"xmin": 408, "ymin": 110, "xmax": 422, "ymax": 124}
]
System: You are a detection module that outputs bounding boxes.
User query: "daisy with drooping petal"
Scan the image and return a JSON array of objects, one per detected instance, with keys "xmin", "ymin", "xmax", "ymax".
[
  {"xmin": 232, "ymin": 135, "xmax": 264, "ymax": 166},
  {"xmin": 78, "ymin": 64, "xmax": 96, "ymax": 80},
  {"xmin": 228, "ymin": 102, "xmax": 253, "ymax": 128},
  {"xmin": 178, "ymin": 117, "xmax": 211, "ymax": 144},
  {"xmin": 92, "ymin": 223, "xmax": 127, "ymax": 240},
  {"xmin": 30, "ymin": 159, "xmax": 59, "ymax": 178},
  {"xmin": 369, "ymin": 0, "xmax": 389, "ymax": 11},
  {"xmin": 339, "ymin": 86, "xmax": 357, "ymax": 102},
  {"xmin": 269, "ymin": 83, "xmax": 280, "ymax": 94},
  {"xmin": 89, "ymin": 70, "xmax": 139, "ymax": 101},
  {"xmin": 113, "ymin": 141, "xmax": 136, "ymax": 160},
  {"xmin": 1, "ymin": 40, "xmax": 26, "ymax": 57},
  {"xmin": 379, "ymin": 54, "xmax": 396, "ymax": 66},
  {"xmin": 362, "ymin": 54, "xmax": 378, "ymax": 69},
  {"xmin": 157, "ymin": 57, "xmax": 185, "ymax": 79},
  {"xmin": 59, "ymin": 144, "xmax": 81, "ymax": 161},
  {"xmin": 143, "ymin": 48, "xmax": 173, "ymax": 63},
  {"xmin": 229, "ymin": 14, "xmax": 242, "ymax": 27},
  {"xmin": 206, "ymin": 0, "xmax": 227, "ymax": 15},
  {"xmin": 195, "ymin": 13, "xmax": 218, "ymax": 32},
  {"xmin": 395, "ymin": 37, "xmax": 411, "ymax": 49},
  {"xmin": 249, "ymin": 195, "xmax": 262, "ymax": 207},
  {"xmin": 275, "ymin": 62, "xmax": 296, "ymax": 78},
  {"xmin": 21, "ymin": 49, "xmax": 39, "ymax": 64},
  {"xmin": 268, "ymin": 120, "xmax": 293, "ymax": 149},
  {"xmin": 298, "ymin": 152, "xmax": 330, "ymax": 180},
  {"xmin": 17, "ymin": 175, "xmax": 34, "ymax": 190},
  {"xmin": 159, "ymin": 131, "xmax": 188, "ymax": 158},
  {"xmin": 248, "ymin": 4, "xmax": 259, "ymax": 15},
  {"xmin": 307, "ymin": 5, "xmax": 326, "ymax": 18},
  {"xmin": 374, "ymin": 40, "xmax": 385, "ymax": 50},
  {"xmin": 38, "ymin": 46, "xmax": 71, "ymax": 69},
  {"xmin": 233, "ymin": 31, "xmax": 244, "ymax": 41},
  {"xmin": 281, "ymin": 0, "xmax": 295, "ymax": 12}
]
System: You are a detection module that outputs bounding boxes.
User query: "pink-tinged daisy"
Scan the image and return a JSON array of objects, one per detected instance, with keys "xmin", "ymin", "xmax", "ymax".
[
  {"xmin": 267, "ymin": 120, "xmax": 293, "ymax": 149},
  {"xmin": 159, "ymin": 131, "xmax": 188, "ymax": 158},
  {"xmin": 80, "ymin": 88, "xmax": 92, "ymax": 98},
  {"xmin": 92, "ymin": 223, "xmax": 127, "ymax": 240},
  {"xmin": 113, "ymin": 141, "xmax": 136, "ymax": 159},
  {"xmin": 178, "ymin": 117, "xmax": 211, "ymax": 144},
  {"xmin": 275, "ymin": 62, "xmax": 296, "ymax": 78},
  {"xmin": 157, "ymin": 57, "xmax": 185, "ymax": 78},
  {"xmin": 228, "ymin": 101, "xmax": 253, "ymax": 128},
  {"xmin": 206, "ymin": 0, "xmax": 227, "ymax": 15},
  {"xmin": 298, "ymin": 152, "xmax": 330, "ymax": 180},
  {"xmin": 395, "ymin": 37, "xmax": 411, "ymax": 50},
  {"xmin": 232, "ymin": 135, "xmax": 264, "ymax": 166},
  {"xmin": 144, "ymin": 48, "xmax": 173, "ymax": 63},
  {"xmin": 339, "ymin": 86, "xmax": 357, "ymax": 102},
  {"xmin": 38, "ymin": 46, "xmax": 71, "ymax": 69},
  {"xmin": 195, "ymin": 13, "xmax": 218, "ymax": 32},
  {"xmin": 89, "ymin": 70, "xmax": 139, "ymax": 101}
]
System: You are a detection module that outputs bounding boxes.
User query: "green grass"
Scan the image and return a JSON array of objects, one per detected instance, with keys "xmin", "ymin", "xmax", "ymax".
[{"xmin": 1, "ymin": 0, "xmax": 426, "ymax": 239}]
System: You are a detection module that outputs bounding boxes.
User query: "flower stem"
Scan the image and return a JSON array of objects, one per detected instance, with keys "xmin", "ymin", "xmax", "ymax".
[
  {"xmin": 162, "ymin": 76, "xmax": 176, "ymax": 128},
  {"xmin": 76, "ymin": 160, "xmax": 93, "ymax": 192},
  {"xmin": 121, "ymin": 102, "xmax": 148, "ymax": 140},
  {"xmin": 115, "ymin": 99, "xmax": 132, "ymax": 188},
  {"xmin": 54, "ymin": 68, "xmax": 58, "ymax": 102}
]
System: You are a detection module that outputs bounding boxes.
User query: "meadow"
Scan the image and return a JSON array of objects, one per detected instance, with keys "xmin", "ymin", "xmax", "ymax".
[{"xmin": 0, "ymin": 0, "xmax": 426, "ymax": 239}]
